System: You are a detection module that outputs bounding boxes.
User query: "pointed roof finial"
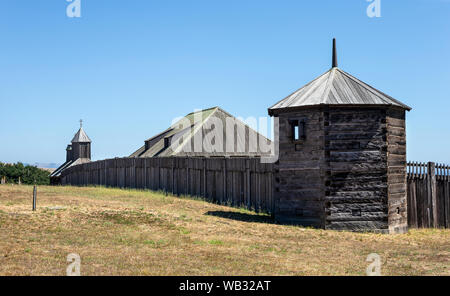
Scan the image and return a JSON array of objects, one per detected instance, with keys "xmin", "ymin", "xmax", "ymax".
[
  {"xmin": 72, "ymin": 123, "xmax": 91, "ymax": 143},
  {"xmin": 332, "ymin": 38, "xmax": 338, "ymax": 68}
]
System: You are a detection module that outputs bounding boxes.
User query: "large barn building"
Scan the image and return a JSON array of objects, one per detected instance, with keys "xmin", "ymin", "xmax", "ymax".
[{"xmin": 130, "ymin": 106, "xmax": 272, "ymax": 158}]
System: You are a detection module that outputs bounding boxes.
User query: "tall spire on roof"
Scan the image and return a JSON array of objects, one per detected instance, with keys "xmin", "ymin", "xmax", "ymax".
[
  {"xmin": 71, "ymin": 121, "xmax": 91, "ymax": 143},
  {"xmin": 332, "ymin": 38, "xmax": 338, "ymax": 68}
]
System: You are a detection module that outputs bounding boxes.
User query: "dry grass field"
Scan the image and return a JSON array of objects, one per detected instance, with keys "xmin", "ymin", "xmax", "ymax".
[{"xmin": 0, "ymin": 185, "xmax": 448, "ymax": 276}]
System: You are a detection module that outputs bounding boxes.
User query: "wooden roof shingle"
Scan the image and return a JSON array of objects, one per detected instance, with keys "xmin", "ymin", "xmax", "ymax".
[{"xmin": 71, "ymin": 127, "xmax": 91, "ymax": 143}]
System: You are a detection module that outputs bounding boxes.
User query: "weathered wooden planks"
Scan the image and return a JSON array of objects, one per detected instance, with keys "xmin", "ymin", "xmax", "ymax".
[
  {"xmin": 325, "ymin": 108, "xmax": 392, "ymax": 233},
  {"xmin": 60, "ymin": 156, "xmax": 275, "ymax": 214},
  {"xmin": 407, "ymin": 161, "xmax": 449, "ymax": 228},
  {"xmin": 272, "ymin": 107, "xmax": 413, "ymax": 233},
  {"xmin": 386, "ymin": 108, "xmax": 408, "ymax": 233},
  {"xmin": 274, "ymin": 109, "xmax": 325, "ymax": 227}
]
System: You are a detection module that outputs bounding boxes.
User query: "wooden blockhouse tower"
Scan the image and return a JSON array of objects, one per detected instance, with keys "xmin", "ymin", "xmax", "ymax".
[
  {"xmin": 50, "ymin": 121, "xmax": 92, "ymax": 184},
  {"xmin": 269, "ymin": 39, "xmax": 411, "ymax": 233}
]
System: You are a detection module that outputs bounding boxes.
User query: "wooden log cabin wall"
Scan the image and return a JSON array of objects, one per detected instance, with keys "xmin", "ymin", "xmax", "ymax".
[
  {"xmin": 269, "ymin": 106, "xmax": 408, "ymax": 233},
  {"xmin": 325, "ymin": 107, "xmax": 391, "ymax": 232},
  {"xmin": 272, "ymin": 109, "xmax": 325, "ymax": 227}
]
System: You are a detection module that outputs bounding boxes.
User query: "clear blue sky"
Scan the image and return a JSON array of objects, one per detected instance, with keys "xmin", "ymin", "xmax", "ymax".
[{"xmin": 1, "ymin": 0, "xmax": 449, "ymax": 165}]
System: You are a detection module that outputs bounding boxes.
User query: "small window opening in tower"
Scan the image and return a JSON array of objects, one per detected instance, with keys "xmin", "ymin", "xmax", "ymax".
[{"xmin": 292, "ymin": 120, "xmax": 306, "ymax": 141}]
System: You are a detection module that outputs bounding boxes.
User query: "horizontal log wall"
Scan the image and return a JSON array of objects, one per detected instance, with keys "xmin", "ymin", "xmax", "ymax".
[
  {"xmin": 61, "ymin": 157, "xmax": 274, "ymax": 214},
  {"xmin": 386, "ymin": 108, "xmax": 408, "ymax": 233},
  {"xmin": 407, "ymin": 162, "xmax": 450, "ymax": 228},
  {"xmin": 325, "ymin": 108, "xmax": 389, "ymax": 232},
  {"xmin": 275, "ymin": 110, "xmax": 325, "ymax": 227}
]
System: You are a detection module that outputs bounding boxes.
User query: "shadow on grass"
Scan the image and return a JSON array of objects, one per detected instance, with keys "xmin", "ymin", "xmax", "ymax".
[{"xmin": 205, "ymin": 210, "xmax": 275, "ymax": 224}]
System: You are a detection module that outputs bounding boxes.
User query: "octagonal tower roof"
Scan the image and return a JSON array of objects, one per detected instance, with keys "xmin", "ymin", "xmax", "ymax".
[{"xmin": 268, "ymin": 39, "xmax": 411, "ymax": 116}]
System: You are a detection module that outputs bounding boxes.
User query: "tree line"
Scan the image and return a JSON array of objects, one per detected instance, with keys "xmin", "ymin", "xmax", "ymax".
[{"xmin": 0, "ymin": 162, "xmax": 50, "ymax": 185}]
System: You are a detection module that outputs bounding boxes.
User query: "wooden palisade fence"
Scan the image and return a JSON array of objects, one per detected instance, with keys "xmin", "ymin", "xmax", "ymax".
[
  {"xmin": 61, "ymin": 158, "xmax": 450, "ymax": 228},
  {"xmin": 61, "ymin": 157, "xmax": 275, "ymax": 214},
  {"xmin": 407, "ymin": 162, "xmax": 450, "ymax": 228}
]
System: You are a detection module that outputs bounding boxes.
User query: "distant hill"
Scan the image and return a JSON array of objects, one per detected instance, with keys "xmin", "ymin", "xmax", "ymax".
[{"xmin": 23, "ymin": 163, "xmax": 61, "ymax": 169}]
